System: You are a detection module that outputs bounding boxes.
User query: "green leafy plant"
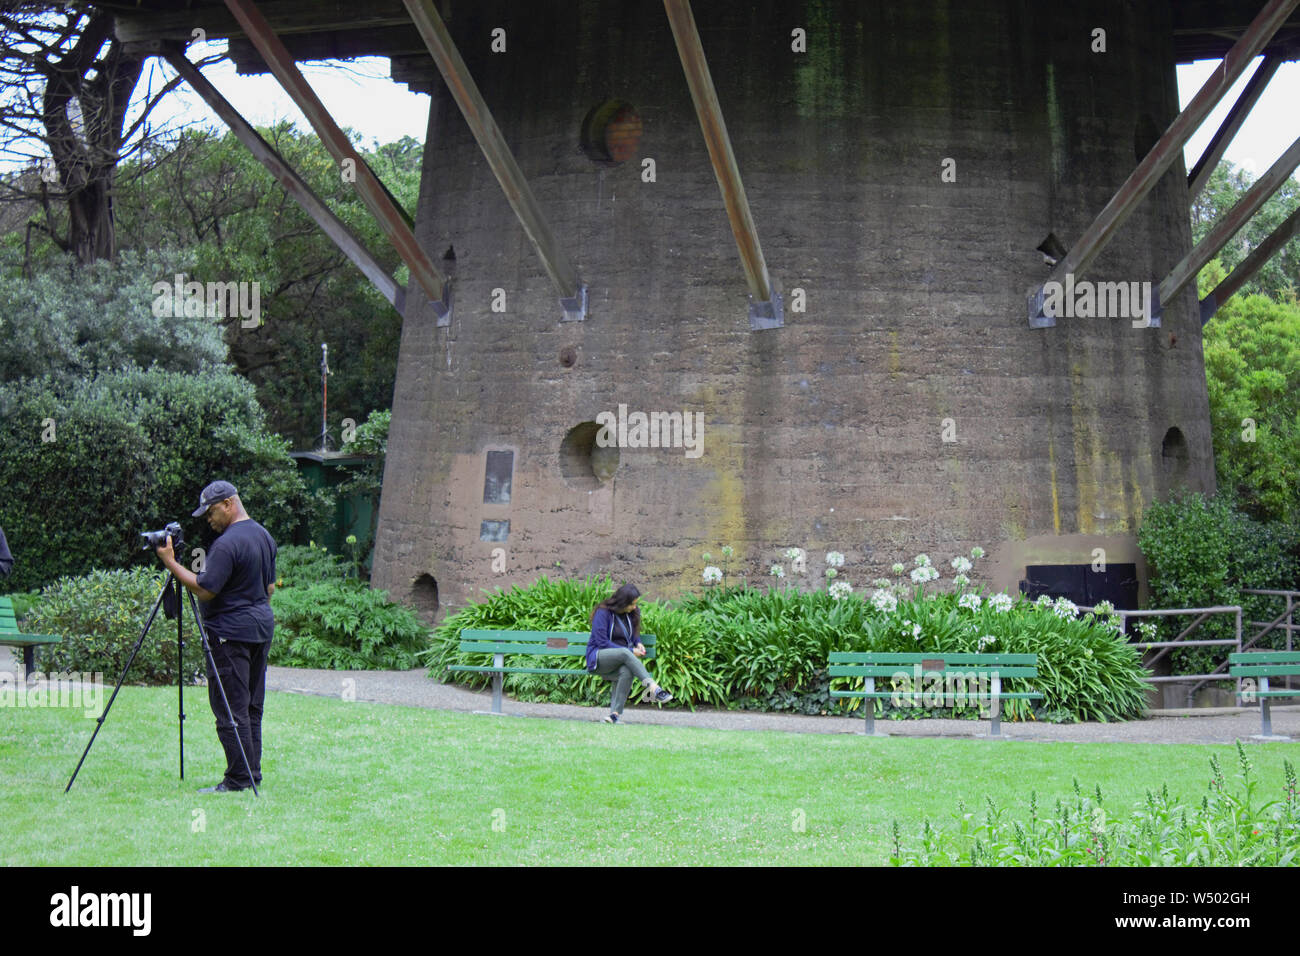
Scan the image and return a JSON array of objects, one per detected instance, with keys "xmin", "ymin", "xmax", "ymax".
[
  {"xmin": 269, "ymin": 580, "xmax": 429, "ymax": 670},
  {"xmin": 26, "ymin": 568, "xmax": 206, "ymax": 685},
  {"xmin": 892, "ymin": 744, "xmax": 1299, "ymax": 866}
]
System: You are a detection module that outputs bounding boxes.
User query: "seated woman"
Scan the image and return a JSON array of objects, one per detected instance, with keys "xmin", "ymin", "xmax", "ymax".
[{"xmin": 585, "ymin": 583, "xmax": 672, "ymax": 723}]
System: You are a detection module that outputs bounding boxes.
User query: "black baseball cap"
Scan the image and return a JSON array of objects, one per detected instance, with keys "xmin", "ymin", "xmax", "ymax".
[{"xmin": 193, "ymin": 480, "xmax": 238, "ymax": 517}]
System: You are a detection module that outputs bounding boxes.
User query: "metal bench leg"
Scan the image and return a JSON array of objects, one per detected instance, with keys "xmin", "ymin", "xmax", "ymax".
[
  {"xmin": 1261, "ymin": 677, "xmax": 1271, "ymax": 737},
  {"xmin": 990, "ymin": 675, "xmax": 1001, "ymax": 737},
  {"xmin": 23, "ymin": 646, "xmax": 34, "ymax": 681},
  {"xmin": 492, "ymin": 653, "xmax": 503, "ymax": 714},
  {"xmin": 864, "ymin": 676, "xmax": 874, "ymax": 735}
]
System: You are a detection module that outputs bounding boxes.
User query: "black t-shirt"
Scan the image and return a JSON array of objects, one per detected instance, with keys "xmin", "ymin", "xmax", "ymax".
[{"xmin": 196, "ymin": 519, "xmax": 277, "ymax": 643}]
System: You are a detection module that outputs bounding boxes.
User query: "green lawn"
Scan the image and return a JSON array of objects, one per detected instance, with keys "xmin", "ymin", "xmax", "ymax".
[{"xmin": 1, "ymin": 687, "xmax": 1293, "ymax": 865}]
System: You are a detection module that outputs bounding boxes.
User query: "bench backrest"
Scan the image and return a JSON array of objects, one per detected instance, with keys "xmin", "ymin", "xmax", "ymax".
[
  {"xmin": 0, "ymin": 596, "xmax": 17, "ymax": 635},
  {"xmin": 829, "ymin": 651, "xmax": 1038, "ymax": 678},
  {"xmin": 459, "ymin": 629, "xmax": 656, "ymax": 658},
  {"xmin": 1228, "ymin": 651, "xmax": 1300, "ymax": 676}
]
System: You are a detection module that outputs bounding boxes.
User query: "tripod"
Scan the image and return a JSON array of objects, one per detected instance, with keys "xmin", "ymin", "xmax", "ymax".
[{"xmin": 66, "ymin": 570, "xmax": 259, "ymax": 797}]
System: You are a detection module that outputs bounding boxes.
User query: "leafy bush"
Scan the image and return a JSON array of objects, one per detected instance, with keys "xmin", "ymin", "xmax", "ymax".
[
  {"xmin": 0, "ymin": 368, "xmax": 324, "ymax": 591},
  {"xmin": 275, "ymin": 544, "xmax": 352, "ymax": 587},
  {"xmin": 269, "ymin": 580, "xmax": 428, "ymax": 670},
  {"xmin": 892, "ymin": 744, "xmax": 1299, "ymax": 866},
  {"xmin": 1139, "ymin": 492, "xmax": 1300, "ymax": 674},
  {"xmin": 430, "ymin": 574, "xmax": 1148, "ymax": 721},
  {"xmin": 26, "ymin": 568, "xmax": 206, "ymax": 685}
]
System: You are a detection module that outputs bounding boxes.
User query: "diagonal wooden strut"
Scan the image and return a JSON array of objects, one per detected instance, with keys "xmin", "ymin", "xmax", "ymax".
[
  {"xmin": 1201, "ymin": 203, "xmax": 1300, "ymax": 322},
  {"xmin": 663, "ymin": 0, "xmax": 780, "ymax": 328},
  {"xmin": 164, "ymin": 48, "xmax": 405, "ymax": 315},
  {"xmin": 1031, "ymin": 0, "xmax": 1298, "ymax": 328},
  {"xmin": 401, "ymin": 0, "xmax": 585, "ymax": 320},
  {"xmin": 1187, "ymin": 54, "xmax": 1282, "ymax": 201},
  {"xmin": 1159, "ymin": 133, "xmax": 1300, "ymax": 307},
  {"xmin": 222, "ymin": 0, "xmax": 448, "ymax": 315}
]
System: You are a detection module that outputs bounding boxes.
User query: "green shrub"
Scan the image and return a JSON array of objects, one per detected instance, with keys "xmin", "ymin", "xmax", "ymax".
[
  {"xmin": 892, "ymin": 745, "xmax": 1299, "ymax": 866},
  {"xmin": 269, "ymin": 580, "xmax": 428, "ymax": 670},
  {"xmin": 275, "ymin": 544, "xmax": 351, "ymax": 587},
  {"xmin": 26, "ymin": 568, "xmax": 206, "ymax": 686},
  {"xmin": 0, "ymin": 368, "xmax": 322, "ymax": 592},
  {"xmin": 1139, "ymin": 492, "xmax": 1300, "ymax": 674},
  {"xmin": 430, "ymin": 575, "xmax": 1148, "ymax": 721}
]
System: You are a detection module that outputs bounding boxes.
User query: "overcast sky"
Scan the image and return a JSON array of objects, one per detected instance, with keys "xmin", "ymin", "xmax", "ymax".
[{"xmin": 135, "ymin": 48, "xmax": 1300, "ymax": 183}]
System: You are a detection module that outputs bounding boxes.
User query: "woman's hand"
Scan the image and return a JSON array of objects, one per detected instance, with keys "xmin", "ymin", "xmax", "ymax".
[{"xmin": 633, "ymin": 643, "xmax": 647, "ymax": 658}]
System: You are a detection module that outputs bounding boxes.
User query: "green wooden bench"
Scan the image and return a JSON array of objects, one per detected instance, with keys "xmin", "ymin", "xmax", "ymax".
[
  {"xmin": 829, "ymin": 652, "xmax": 1044, "ymax": 736},
  {"xmin": 448, "ymin": 629, "xmax": 656, "ymax": 714},
  {"xmin": 0, "ymin": 595, "xmax": 62, "ymax": 680},
  {"xmin": 1229, "ymin": 651, "xmax": 1300, "ymax": 739}
]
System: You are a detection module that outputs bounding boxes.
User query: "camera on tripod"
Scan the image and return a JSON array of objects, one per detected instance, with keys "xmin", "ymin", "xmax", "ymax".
[{"xmin": 140, "ymin": 521, "xmax": 184, "ymax": 551}]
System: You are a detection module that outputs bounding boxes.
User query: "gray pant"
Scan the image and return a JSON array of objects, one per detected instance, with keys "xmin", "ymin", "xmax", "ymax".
[{"xmin": 594, "ymin": 647, "xmax": 653, "ymax": 714}]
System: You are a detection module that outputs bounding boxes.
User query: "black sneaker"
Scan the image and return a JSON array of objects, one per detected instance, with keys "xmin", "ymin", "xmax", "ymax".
[
  {"xmin": 602, "ymin": 713, "xmax": 620, "ymax": 723},
  {"xmin": 652, "ymin": 688, "xmax": 673, "ymax": 704}
]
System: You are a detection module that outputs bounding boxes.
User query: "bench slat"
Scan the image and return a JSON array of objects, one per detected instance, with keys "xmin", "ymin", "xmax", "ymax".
[
  {"xmin": 1229, "ymin": 651, "xmax": 1300, "ymax": 663},
  {"xmin": 831, "ymin": 691, "xmax": 1044, "ymax": 699},
  {"xmin": 448, "ymin": 666, "xmax": 589, "ymax": 676},
  {"xmin": 829, "ymin": 665, "xmax": 1038, "ymax": 678},
  {"xmin": 1229, "ymin": 664, "xmax": 1300, "ymax": 677},
  {"xmin": 829, "ymin": 652, "xmax": 1037, "ymax": 665}
]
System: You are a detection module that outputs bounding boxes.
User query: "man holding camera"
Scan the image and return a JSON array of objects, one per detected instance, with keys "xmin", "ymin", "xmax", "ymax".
[{"xmin": 154, "ymin": 480, "xmax": 277, "ymax": 793}]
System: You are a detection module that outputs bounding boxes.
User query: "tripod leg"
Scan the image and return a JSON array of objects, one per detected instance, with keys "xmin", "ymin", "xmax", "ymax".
[
  {"xmin": 188, "ymin": 591, "xmax": 259, "ymax": 797},
  {"xmin": 66, "ymin": 574, "xmax": 172, "ymax": 794},
  {"xmin": 177, "ymin": 578, "xmax": 186, "ymax": 781}
]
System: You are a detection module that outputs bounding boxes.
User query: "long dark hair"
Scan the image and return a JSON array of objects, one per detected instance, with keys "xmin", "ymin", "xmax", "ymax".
[{"xmin": 590, "ymin": 582, "xmax": 641, "ymax": 639}]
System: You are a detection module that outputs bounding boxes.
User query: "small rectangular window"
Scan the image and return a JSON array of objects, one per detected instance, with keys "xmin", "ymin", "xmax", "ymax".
[
  {"xmin": 480, "ymin": 519, "xmax": 510, "ymax": 542},
  {"xmin": 483, "ymin": 450, "xmax": 514, "ymax": 504}
]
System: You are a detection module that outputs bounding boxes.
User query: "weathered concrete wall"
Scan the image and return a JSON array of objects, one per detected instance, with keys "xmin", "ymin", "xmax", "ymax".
[{"xmin": 373, "ymin": 0, "xmax": 1214, "ymax": 618}]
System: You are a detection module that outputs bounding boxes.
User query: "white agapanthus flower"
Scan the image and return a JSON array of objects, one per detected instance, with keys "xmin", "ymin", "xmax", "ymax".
[
  {"xmin": 871, "ymin": 589, "xmax": 897, "ymax": 614},
  {"xmin": 829, "ymin": 581, "xmax": 853, "ymax": 600},
  {"xmin": 824, "ymin": 567, "xmax": 838, "ymax": 580},
  {"xmin": 825, "ymin": 551, "xmax": 845, "ymax": 568},
  {"xmin": 958, "ymin": 593, "xmax": 982, "ymax": 612},
  {"xmin": 989, "ymin": 593, "xmax": 1014, "ymax": 613},
  {"xmin": 913, "ymin": 554, "xmax": 932, "ymax": 568},
  {"xmin": 721, "ymin": 545, "xmax": 734, "ymax": 557},
  {"xmin": 1035, "ymin": 594, "xmax": 1054, "ymax": 609},
  {"xmin": 770, "ymin": 564, "xmax": 785, "ymax": 578},
  {"xmin": 891, "ymin": 563, "xmax": 906, "ymax": 576},
  {"xmin": 910, "ymin": 565, "xmax": 940, "ymax": 584},
  {"xmin": 785, "ymin": 547, "xmax": 804, "ymax": 562},
  {"xmin": 970, "ymin": 546, "xmax": 985, "ymax": 559},
  {"xmin": 1052, "ymin": 596, "xmax": 1078, "ymax": 619},
  {"xmin": 950, "ymin": 556, "xmax": 972, "ymax": 574},
  {"xmin": 702, "ymin": 566, "xmax": 723, "ymax": 584},
  {"xmin": 872, "ymin": 578, "xmax": 892, "ymax": 589},
  {"xmin": 953, "ymin": 574, "xmax": 970, "ymax": 588},
  {"xmin": 902, "ymin": 619, "xmax": 922, "ymax": 640},
  {"xmin": 1093, "ymin": 599, "xmax": 1115, "ymax": 615},
  {"xmin": 977, "ymin": 634, "xmax": 997, "ymax": 651}
]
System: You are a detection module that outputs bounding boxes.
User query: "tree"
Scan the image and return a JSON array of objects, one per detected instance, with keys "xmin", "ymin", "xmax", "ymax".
[
  {"xmin": 1192, "ymin": 161, "xmax": 1300, "ymax": 301},
  {"xmin": 0, "ymin": 3, "xmax": 193, "ymax": 265}
]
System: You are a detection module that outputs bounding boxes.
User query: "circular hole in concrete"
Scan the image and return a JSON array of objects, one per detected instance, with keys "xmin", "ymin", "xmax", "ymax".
[
  {"xmin": 580, "ymin": 100, "xmax": 642, "ymax": 167},
  {"xmin": 410, "ymin": 573, "xmax": 439, "ymax": 621},
  {"xmin": 559, "ymin": 346, "xmax": 577, "ymax": 368},
  {"xmin": 560, "ymin": 421, "xmax": 619, "ymax": 488}
]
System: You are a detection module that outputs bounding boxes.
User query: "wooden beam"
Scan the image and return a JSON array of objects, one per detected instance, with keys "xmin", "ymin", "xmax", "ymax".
[
  {"xmin": 163, "ymin": 47, "xmax": 405, "ymax": 314},
  {"xmin": 222, "ymin": 0, "xmax": 448, "ymax": 309},
  {"xmin": 662, "ymin": 0, "xmax": 774, "ymax": 308},
  {"xmin": 400, "ymin": 0, "xmax": 583, "ymax": 309},
  {"xmin": 1188, "ymin": 54, "xmax": 1281, "ymax": 200},
  {"xmin": 1042, "ymin": 0, "xmax": 1299, "ymax": 294},
  {"xmin": 1202, "ymin": 203, "xmax": 1300, "ymax": 320},
  {"xmin": 114, "ymin": 1, "xmax": 411, "ymax": 44},
  {"xmin": 1159, "ymin": 132, "xmax": 1300, "ymax": 306}
]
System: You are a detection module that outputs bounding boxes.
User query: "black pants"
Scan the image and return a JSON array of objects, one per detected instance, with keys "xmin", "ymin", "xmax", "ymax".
[{"xmin": 206, "ymin": 637, "xmax": 269, "ymax": 789}]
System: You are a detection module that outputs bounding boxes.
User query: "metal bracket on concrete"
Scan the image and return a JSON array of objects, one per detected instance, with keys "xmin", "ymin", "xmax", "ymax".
[
  {"xmin": 749, "ymin": 288, "xmax": 784, "ymax": 330},
  {"xmin": 1027, "ymin": 286, "xmax": 1055, "ymax": 328},
  {"xmin": 560, "ymin": 284, "xmax": 588, "ymax": 322},
  {"xmin": 433, "ymin": 280, "xmax": 453, "ymax": 327}
]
